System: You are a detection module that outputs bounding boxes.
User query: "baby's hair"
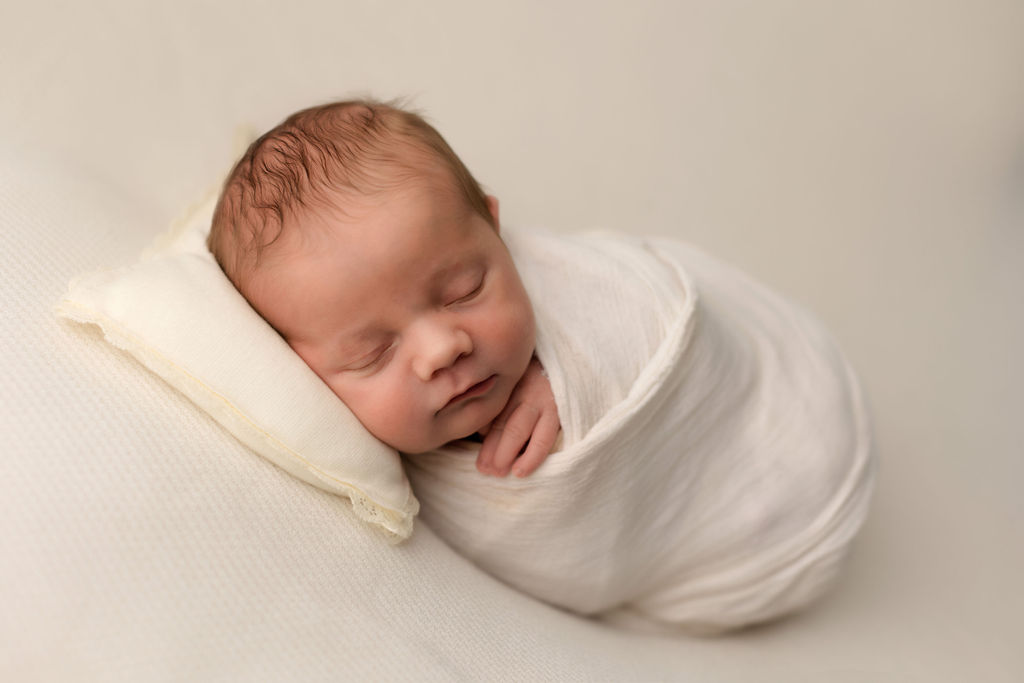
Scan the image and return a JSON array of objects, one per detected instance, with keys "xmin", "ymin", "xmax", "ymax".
[{"xmin": 208, "ymin": 98, "xmax": 493, "ymax": 287}]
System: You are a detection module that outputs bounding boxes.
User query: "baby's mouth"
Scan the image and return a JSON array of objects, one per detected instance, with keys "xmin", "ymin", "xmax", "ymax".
[{"xmin": 442, "ymin": 375, "xmax": 497, "ymax": 411}]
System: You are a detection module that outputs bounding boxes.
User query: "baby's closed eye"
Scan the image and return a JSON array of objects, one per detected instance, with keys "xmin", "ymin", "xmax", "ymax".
[
  {"xmin": 444, "ymin": 270, "xmax": 486, "ymax": 306},
  {"xmin": 342, "ymin": 342, "xmax": 395, "ymax": 373}
]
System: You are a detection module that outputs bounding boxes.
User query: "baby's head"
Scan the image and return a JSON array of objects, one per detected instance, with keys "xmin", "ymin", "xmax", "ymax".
[{"xmin": 208, "ymin": 99, "xmax": 535, "ymax": 453}]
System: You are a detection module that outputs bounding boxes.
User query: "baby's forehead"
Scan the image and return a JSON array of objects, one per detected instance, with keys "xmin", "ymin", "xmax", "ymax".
[
  {"xmin": 265, "ymin": 200, "xmax": 468, "ymax": 292},
  {"xmin": 298, "ymin": 173, "xmax": 469, "ymax": 237}
]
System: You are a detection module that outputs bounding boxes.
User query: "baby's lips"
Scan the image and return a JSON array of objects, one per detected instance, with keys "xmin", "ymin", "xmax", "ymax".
[{"xmin": 443, "ymin": 374, "xmax": 497, "ymax": 409}]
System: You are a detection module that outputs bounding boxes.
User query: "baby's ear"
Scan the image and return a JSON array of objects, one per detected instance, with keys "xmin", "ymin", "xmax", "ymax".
[{"xmin": 485, "ymin": 195, "xmax": 500, "ymax": 233}]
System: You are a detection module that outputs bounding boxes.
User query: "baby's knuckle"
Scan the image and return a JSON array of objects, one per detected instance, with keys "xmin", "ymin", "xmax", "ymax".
[{"xmin": 502, "ymin": 423, "xmax": 531, "ymax": 443}]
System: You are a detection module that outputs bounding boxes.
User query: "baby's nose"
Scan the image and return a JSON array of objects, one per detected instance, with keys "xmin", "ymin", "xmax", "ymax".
[{"xmin": 411, "ymin": 319, "xmax": 473, "ymax": 381}]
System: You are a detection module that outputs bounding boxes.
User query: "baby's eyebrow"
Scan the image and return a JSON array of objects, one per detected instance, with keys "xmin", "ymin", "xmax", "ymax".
[
  {"xmin": 337, "ymin": 328, "xmax": 387, "ymax": 352},
  {"xmin": 434, "ymin": 251, "xmax": 491, "ymax": 283},
  {"xmin": 428, "ymin": 258, "xmax": 476, "ymax": 283}
]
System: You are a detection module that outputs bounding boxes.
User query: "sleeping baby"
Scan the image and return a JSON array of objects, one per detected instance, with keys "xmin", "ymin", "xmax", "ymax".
[{"xmin": 208, "ymin": 99, "xmax": 875, "ymax": 635}]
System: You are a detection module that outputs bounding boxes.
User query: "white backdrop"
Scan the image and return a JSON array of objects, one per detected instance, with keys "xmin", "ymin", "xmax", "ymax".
[{"xmin": 3, "ymin": 1, "xmax": 1022, "ymax": 679}]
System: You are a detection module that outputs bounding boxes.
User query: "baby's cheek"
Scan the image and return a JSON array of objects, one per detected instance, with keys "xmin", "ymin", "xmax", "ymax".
[
  {"xmin": 332, "ymin": 379, "xmax": 392, "ymax": 430},
  {"xmin": 505, "ymin": 298, "xmax": 535, "ymax": 353},
  {"xmin": 321, "ymin": 377, "xmax": 349, "ymax": 407},
  {"xmin": 510, "ymin": 279, "xmax": 536, "ymax": 335}
]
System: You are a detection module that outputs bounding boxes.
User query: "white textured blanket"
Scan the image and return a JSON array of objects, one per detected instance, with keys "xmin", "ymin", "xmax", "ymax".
[{"xmin": 403, "ymin": 229, "xmax": 875, "ymax": 634}]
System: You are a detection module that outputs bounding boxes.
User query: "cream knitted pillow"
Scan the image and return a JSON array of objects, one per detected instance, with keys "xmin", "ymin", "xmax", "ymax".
[{"xmin": 56, "ymin": 191, "xmax": 418, "ymax": 541}]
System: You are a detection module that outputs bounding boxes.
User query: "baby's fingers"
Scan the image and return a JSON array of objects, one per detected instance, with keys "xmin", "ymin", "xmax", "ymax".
[
  {"xmin": 476, "ymin": 406, "xmax": 512, "ymax": 474},
  {"xmin": 476, "ymin": 426, "xmax": 501, "ymax": 475},
  {"xmin": 510, "ymin": 410, "xmax": 560, "ymax": 478},
  {"xmin": 478, "ymin": 404, "xmax": 540, "ymax": 476}
]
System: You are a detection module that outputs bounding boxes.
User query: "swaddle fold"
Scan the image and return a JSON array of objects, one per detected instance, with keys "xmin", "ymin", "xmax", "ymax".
[{"xmin": 403, "ymin": 228, "xmax": 874, "ymax": 633}]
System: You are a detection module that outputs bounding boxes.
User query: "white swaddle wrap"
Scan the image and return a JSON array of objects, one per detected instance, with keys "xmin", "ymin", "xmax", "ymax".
[{"xmin": 403, "ymin": 228, "xmax": 875, "ymax": 634}]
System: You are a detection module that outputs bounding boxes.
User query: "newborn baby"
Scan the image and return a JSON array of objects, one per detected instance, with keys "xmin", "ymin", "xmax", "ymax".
[
  {"xmin": 209, "ymin": 99, "xmax": 875, "ymax": 635},
  {"xmin": 208, "ymin": 100, "xmax": 560, "ymax": 480}
]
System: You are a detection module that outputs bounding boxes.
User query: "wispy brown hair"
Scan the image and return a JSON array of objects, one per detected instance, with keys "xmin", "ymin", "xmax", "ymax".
[{"xmin": 207, "ymin": 98, "xmax": 493, "ymax": 288}]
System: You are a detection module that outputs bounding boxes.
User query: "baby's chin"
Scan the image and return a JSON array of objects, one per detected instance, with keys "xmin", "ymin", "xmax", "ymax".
[
  {"xmin": 364, "ymin": 412, "xmax": 495, "ymax": 454},
  {"xmin": 436, "ymin": 411, "xmax": 503, "ymax": 451},
  {"xmin": 377, "ymin": 377, "xmax": 517, "ymax": 453},
  {"xmin": 415, "ymin": 397, "xmax": 507, "ymax": 453}
]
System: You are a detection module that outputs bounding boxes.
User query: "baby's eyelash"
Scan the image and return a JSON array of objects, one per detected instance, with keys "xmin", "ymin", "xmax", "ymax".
[
  {"xmin": 448, "ymin": 274, "xmax": 486, "ymax": 305},
  {"xmin": 347, "ymin": 344, "xmax": 393, "ymax": 372}
]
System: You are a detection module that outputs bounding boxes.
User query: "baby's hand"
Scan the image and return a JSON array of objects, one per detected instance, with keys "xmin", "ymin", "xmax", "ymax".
[{"xmin": 477, "ymin": 357, "xmax": 560, "ymax": 478}]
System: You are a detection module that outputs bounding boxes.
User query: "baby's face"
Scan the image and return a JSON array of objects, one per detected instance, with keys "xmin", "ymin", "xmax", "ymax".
[{"xmin": 248, "ymin": 183, "xmax": 535, "ymax": 453}]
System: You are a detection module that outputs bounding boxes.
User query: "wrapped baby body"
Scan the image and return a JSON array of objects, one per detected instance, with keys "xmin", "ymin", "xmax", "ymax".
[{"xmin": 402, "ymin": 228, "xmax": 875, "ymax": 635}]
